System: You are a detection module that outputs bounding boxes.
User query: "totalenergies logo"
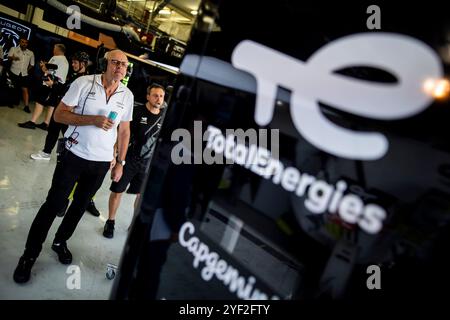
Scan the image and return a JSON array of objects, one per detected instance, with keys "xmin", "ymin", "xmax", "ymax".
[{"xmin": 231, "ymin": 34, "xmax": 443, "ymax": 160}]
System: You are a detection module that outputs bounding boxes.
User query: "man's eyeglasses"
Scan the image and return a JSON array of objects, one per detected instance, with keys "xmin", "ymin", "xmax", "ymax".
[{"xmin": 109, "ymin": 59, "xmax": 129, "ymax": 68}]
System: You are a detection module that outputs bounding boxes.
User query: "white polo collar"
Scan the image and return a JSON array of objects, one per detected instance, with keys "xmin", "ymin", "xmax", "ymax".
[{"xmin": 94, "ymin": 74, "xmax": 125, "ymax": 94}]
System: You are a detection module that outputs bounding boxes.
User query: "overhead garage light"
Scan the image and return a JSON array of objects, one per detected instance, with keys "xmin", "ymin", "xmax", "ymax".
[
  {"xmin": 159, "ymin": 9, "xmax": 171, "ymax": 15},
  {"xmin": 191, "ymin": 10, "xmax": 198, "ymax": 15}
]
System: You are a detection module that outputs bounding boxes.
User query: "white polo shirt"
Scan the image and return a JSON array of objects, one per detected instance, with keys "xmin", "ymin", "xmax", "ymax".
[
  {"xmin": 48, "ymin": 55, "xmax": 69, "ymax": 83},
  {"xmin": 8, "ymin": 46, "xmax": 35, "ymax": 76},
  {"xmin": 61, "ymin": 74, "xmax": 134, "ymax": 162}
]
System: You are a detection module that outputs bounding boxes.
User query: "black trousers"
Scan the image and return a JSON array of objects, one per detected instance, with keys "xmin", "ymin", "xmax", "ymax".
[
  {"xmin": 43, "ymin": 112, "xmax": 68, "ymax": 154},
  {"xmin": 9, "ymin": 72, "xmax": 29, "ymax": 105},
  {"xmin": 23, "ymin": 151, "xmax": 110, "ymax": 259}
]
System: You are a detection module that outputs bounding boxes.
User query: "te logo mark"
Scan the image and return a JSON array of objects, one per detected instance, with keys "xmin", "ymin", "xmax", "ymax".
[{"xmin": 231, "ymin": 35, "xmax": 442, "ymax": 160}]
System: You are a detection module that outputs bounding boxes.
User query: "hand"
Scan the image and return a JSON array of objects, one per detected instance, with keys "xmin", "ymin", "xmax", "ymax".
[
  {"xmin": 110, "ymin": 157, "xmax": 116, "ymax": 169},
  {"xmin": 111, "ymin": 163, "xmax": 123, "ymax": 182},
  {"xmin": 40, "ymin": 61, "xmax": 47, "ymax": 72},
  {"xmin": 44, "ymin": 78, "xmax": 53, "ymax": 87},
  {"xmin": 93, "ymin": 116, "xmax": 114, "ymax": 131}
]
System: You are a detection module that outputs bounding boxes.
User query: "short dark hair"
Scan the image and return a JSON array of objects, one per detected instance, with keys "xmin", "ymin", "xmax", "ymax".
[
  {"xmin": 55, "ymin": 43, "xmax": 66, "ymax": 54},
  {"xmin": 147, "ymin": 83, "xmax": 165, "ymax": 94}
]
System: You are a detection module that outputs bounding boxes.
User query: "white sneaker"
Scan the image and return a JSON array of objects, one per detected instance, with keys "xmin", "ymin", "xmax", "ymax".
[{"xmin": 31, "ymin": 151, "xmax": 51, "ymax": 161}]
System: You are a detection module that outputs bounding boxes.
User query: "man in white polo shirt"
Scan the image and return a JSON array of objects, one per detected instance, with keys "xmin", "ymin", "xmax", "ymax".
[
  {"xmin": 18, "ymin": 43, "xmax": 69, "ymax": 130},
  {"xmin": 8, "ymin": 38, "xmax": 35, "ymax": 112},
  {"xmin": 13, "ymin": 49, "xmax": 133, "ymax": 284}
]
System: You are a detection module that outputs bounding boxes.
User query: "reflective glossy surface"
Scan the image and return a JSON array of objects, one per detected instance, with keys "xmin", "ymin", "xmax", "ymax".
[{"xmin": 113, "ymin": 0, "xmax": 450, "ymax": 300}]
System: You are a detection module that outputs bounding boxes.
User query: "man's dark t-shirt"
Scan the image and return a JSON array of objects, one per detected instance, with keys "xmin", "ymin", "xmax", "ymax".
[
  {"xmin": 54, "ymin": 70, "xmax": 87, "ymax": 102},
  {"xmin": 128, "ymin": 105, "xmax": 164, "ymax": 162}
]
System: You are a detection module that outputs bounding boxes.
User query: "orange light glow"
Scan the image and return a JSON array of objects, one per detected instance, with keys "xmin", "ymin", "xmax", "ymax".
[{"xmin": 423, "ymin": 78, "xmax": 450, "ymax": 100}]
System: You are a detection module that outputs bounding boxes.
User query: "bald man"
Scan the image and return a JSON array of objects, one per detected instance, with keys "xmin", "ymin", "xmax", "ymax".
[{"xmin": 14, "ymin": 50, "xmax": 134, "ymax": 283}]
